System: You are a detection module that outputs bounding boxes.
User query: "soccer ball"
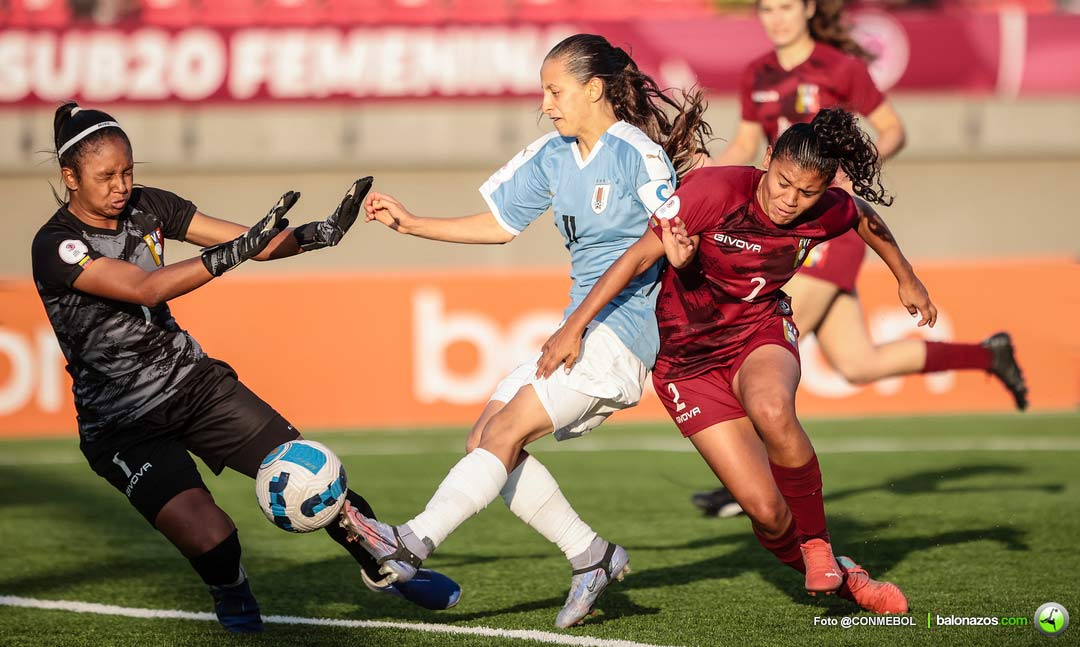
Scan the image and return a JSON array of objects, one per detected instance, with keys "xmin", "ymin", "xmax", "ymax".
[{"xmin": 255, "ymin": 440, "xmax": 348, "ymax": 533}]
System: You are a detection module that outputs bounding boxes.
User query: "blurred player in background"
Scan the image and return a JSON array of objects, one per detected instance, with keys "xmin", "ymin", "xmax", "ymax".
[
  {"xmin": 694, "ymin": 0, "xmax": 1028, "ymax": 518},
  {"xmin": 32, "ymin": 103, "xmax": 460, "ymax": 634},
  {"xmin": 340, "ymin": 33, "xmax": 711, "ymax": 628},
  {"xmin": 538, "ymin": 109, "xmax": 921, "ymax": 615}
]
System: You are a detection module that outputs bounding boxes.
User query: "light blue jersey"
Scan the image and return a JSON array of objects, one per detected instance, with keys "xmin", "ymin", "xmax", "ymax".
[{"xmin": 480, "ymin": 121, "xmax": 676, "ymax": 367}]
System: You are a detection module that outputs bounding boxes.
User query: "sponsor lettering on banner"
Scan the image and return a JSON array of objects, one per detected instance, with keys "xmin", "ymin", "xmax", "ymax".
[
  {"xmin": 0, "ymin": 26, "xmax": 573, "ymax": 103},
  {"xmin": 0, "ymin": 260, "xmax": 1075, "ymax": 436},
  {"xmin": 1, "ymin": 12, "xmax": 1078, "ymax": 104}
]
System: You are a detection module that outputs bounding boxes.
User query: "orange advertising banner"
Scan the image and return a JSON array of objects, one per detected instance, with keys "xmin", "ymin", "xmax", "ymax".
[{"xmin": 1, "ymin": 258, "xmax": 1076, "ymax": 438}]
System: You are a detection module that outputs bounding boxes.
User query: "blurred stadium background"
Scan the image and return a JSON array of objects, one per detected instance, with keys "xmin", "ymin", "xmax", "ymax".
[{"xmin": 1, "ymin": 0, "xmax": 1077, "ymax": 435}]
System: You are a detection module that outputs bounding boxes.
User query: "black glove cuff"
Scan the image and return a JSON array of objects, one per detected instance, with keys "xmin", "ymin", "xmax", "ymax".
[
  {"xmin": 293, "ymin": 222, "xmax": 327, "ymax": 252},
  {"xmin": 200, "ymin": 242, "xmax": 237, "ymax": 277}
]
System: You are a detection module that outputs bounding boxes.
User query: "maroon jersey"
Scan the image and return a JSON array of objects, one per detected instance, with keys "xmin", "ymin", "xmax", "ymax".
[
  {"xmin": 648, "ymin": 166, "xmax": 857, "ymax": 380},
  {"xmin": 741, "ymin": 43, "xmax": 884, "ymax": 144}
]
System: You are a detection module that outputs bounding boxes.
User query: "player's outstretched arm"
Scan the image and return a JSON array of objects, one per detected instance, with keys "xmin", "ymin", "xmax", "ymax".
[
  {"xmin": 853, "ymin": 196, "xmax": 937, "ymax": 327},
  {"xmin": 71, "ymin": 193, "xmax": 293, "ymax": 306},
  {"xmin": 185, "ymin": 190, "xmax": 304, "ymax": 261},
  {"xmin": 199, "ymin": 192, "xmax": 296, "ymax": 275},
  {"xmin": 292, "ymin": 176, "xmax": 372, "ymax": 251},
  {"xmin": 866, "ymin": 101, "xmax": 906, "ymax": 161},
  {"xmin": 536, "ymin": 232, "xmax": 666, "ymax": 379},
  {"xmin": 364, "ymin": 191, "xmax": 515, "ymax": 244}
]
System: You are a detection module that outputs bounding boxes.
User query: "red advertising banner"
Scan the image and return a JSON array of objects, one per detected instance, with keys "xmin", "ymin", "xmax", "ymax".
[
  {"xmin": 1, "ymin": 12, "xmax": 1078, "ymax": 105},
  {"xmin": 1, "ymin": 259, "xmax": 1076, "ymax": 438}
]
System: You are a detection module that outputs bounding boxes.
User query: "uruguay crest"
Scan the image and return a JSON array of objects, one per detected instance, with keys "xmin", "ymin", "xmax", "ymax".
[{"xmin": 592, "ymin": 183, "xmax": 610, "ymax": 214}]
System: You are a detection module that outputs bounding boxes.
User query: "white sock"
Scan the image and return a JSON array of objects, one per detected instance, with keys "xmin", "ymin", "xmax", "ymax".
[
  {"xmin": 405, "ymin": 448, "xmax": 508, "ymax": 551},
  {"xmin": 501, "ymin": 455, "xmax": 598, "ymax": 562}
]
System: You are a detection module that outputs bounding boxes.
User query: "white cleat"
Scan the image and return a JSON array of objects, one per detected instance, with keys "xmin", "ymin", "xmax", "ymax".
[
  {"xmin": 338, "ymin": 501, "xmax": 421, "ymax": 583},
  {"xmin": 554, "ymin": 543, "xmax": 631, "ymax": 629}
]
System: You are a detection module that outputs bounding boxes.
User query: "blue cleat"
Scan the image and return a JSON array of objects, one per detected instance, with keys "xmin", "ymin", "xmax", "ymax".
[
  {"xmin": 339, "ymin": 500, "xmax": 421, "ymax": 583},
  {"xmin": 554, "ymin": 542, "xmax": 630, "ymax": 629},
  {"xmin": 361, "ymin": 567, "xmax": 462, "ymax": 610},
  {"xmin": 209, "ymin": 571, "xmax": 263, "ymax": 633}
]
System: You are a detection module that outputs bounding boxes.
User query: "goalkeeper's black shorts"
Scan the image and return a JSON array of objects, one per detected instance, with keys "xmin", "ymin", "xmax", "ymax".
[{"xmin": 80, "ymin": 358, "xmax": 300, "ymax": 524}]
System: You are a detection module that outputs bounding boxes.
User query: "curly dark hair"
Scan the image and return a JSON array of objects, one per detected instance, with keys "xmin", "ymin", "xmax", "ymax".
[
  {"xmin": 772, "ymin": 108, "xmax": 892, "ymax": 206},
  {"xmin": 545, "ymin": 34, "xmax": 712, "ymax": 181}
]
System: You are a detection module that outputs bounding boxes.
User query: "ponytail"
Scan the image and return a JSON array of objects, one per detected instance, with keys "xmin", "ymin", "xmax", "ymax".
[{"xmin": 773, "ymin": 108, "xmax": 892, "ymax": 206}]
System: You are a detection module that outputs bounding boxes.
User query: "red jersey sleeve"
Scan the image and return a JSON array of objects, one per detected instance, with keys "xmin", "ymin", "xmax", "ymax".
[
  {"xmin": 649, "ymin": 167, "xmax": 743, "ymax": 240},
  {"xmin": 816, "ymin": 188, "xmax": 859, "ymax": 239},
  {"xmin": 739, "ymin": 63, "xmax": 758, "ymax": 122},
  {"xmin": 845, "ymin": 57, "xmax": 885, "ymax": 116}
]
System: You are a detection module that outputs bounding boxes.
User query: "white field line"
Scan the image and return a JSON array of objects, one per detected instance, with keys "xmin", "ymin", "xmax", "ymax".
[
  {"xmin": 0, "ymin": 595, "xmax": 679, "ymax": 647},
  {"xmin": 3, "ymin": 435, "xmax": 1080, "ymax": 466}
]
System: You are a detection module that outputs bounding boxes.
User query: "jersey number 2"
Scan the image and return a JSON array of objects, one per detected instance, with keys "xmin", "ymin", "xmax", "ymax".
[
  {"xmin": 667, "ymin": 383, "xmax": 686, "ymax": 412},
  {"xmin": 742, "ymin": 276, "xmax": 766, "ymax": 302}
]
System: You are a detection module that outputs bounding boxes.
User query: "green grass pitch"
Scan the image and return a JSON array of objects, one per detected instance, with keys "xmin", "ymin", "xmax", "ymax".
[{"xmin": 0, "ymin": 413, "xmax": 1077, "ymax": 646}]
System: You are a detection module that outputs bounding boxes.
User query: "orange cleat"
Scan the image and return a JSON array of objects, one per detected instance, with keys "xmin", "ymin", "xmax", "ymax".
[
  {"xmin": 836, "ymin": 556, "xmax": 909, "ymax": 614},
  {"xmin": 800, "ymin": 538, "xmax": 843, "ymax": 595}
]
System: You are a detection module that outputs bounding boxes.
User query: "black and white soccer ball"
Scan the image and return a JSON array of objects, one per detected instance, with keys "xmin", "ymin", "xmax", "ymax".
[{"xmin": 255, "ymin": 440, "xmax": 347, "ymax": 533}]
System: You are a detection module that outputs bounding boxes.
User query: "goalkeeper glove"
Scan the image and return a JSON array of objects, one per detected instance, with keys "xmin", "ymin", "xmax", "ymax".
[
  {"xmin": 293, "ymin": 176, "xmax": 372, "ymax": 251},
  {"xmin": 201, "ymin": 191, "xmax": 298, "ymax": 277}
]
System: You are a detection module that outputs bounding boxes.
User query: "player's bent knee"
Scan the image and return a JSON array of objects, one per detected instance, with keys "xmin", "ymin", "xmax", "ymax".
[
  {"xmin": 745, "ymin": 394, "xmax": 796, "ymax": 431},
  {"xmin": 741, "ymin": 495, "xmax": 789, "ymax": 534},
  {"xmin": 480, "ymin": 411, "xmax": 529, "ymax": 444}
]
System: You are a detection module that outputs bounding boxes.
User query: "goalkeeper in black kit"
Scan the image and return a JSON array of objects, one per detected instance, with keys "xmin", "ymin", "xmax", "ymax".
[{"xmin": 31, "ymin": 102, "xmax": 461, "ymax": 633}]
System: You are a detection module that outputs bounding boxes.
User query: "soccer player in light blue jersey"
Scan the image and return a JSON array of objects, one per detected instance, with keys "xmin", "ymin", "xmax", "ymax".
[{"xmin": 342, "ymin": 34, "xmax": 711, "ymax": 628}]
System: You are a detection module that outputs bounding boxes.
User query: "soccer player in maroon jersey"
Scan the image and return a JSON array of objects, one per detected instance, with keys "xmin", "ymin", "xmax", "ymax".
[
  {"xmin": 694, "ymin": 0, "xmax": 1027, "ymax": 518},
  {"xmin": 537, "ymin": 109, "xmax": 919, "ymax": 614}
]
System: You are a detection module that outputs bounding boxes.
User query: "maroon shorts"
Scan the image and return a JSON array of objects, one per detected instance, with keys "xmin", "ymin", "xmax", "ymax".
[
  {"xmin": 653, "ymin": 316, "xmax": 801, "ymax": 437},
  {"xmin": 798, "ymin": 229, "xmax": 866, "ymax": 293}
]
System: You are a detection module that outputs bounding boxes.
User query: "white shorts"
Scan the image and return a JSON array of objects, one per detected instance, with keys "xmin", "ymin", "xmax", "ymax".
[{"xmin": 490, "ymin": 323, "xmax": 647, "ymax": 441}]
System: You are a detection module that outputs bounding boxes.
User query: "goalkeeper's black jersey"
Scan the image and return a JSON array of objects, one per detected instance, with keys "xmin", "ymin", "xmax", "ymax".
[{"xmin": 31, "ymin": 187, "xmax": 207, "ymax": 442}]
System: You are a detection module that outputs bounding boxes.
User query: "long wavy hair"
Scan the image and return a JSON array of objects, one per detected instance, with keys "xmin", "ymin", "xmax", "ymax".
[
  {"xmin": 545, "ymin": 34, "xmax": 712, "ymax": 181},
  {"xmin": 772, "ymin": 0, "xmax": 873, "ymax": 61}
]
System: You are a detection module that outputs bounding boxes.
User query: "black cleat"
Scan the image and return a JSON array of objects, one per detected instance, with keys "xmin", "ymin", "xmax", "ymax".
[
  {"xmin": 982, "ymin": 332, "xmax": 1028, "ymax": 411},
  {"xmin": 690, "ymin": 486, "xmax": 744, "ymax": 518}
]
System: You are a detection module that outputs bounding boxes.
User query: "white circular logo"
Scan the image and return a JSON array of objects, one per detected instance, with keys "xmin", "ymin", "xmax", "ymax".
[
  {"xmin": 655, "ymin": 195, "xmax": 681, "ymax": 221},
  {"xmin": 58, "ymin": 239, "xmax": 89, "ymax": 265},
  {"xmin": 852, "ymin": 11, "xmax": 910, "ymax": 92}
]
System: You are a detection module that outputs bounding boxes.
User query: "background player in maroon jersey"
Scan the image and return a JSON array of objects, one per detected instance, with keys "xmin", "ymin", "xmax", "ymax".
[
  {"xmin": 537, "ymin": 109, "xmax": 921, "ymax": 614},
  {"xmin": 695, "ymin": 0, "xmax": 1027, "ymax": 518}
]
